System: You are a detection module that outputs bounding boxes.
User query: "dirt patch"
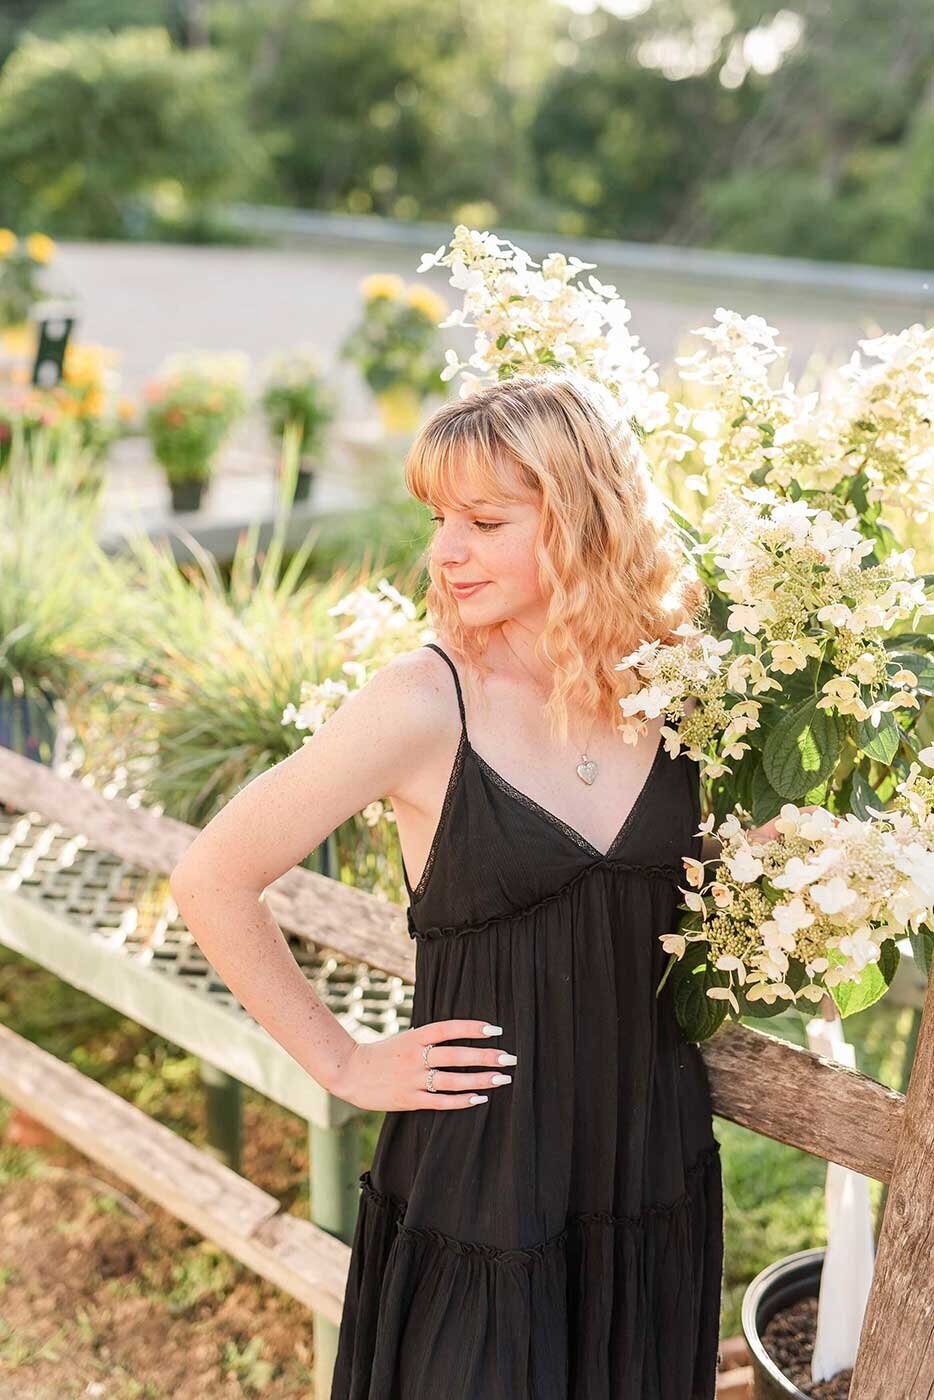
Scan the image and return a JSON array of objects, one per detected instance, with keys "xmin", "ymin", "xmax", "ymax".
[{"xmin": 0, "ymin": 1098, "xmax": 333, "ymax": 1399}]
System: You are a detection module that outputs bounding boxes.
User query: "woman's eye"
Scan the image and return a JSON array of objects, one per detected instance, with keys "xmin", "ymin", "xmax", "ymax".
[{"xmin": 429, "ymin": 516, "xmax": 501, "ymax": 531}]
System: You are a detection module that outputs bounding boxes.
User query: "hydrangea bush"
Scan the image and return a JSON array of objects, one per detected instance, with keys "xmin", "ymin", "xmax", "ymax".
[{"xmin": 290, "ymin": 225, "xmax": 934, "ymax": 1041}]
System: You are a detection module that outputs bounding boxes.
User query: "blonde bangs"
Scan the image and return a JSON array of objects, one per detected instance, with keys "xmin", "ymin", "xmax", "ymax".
[{"xmin": 405, "ymin": 403, "xmax": 534, "ymax": 513}]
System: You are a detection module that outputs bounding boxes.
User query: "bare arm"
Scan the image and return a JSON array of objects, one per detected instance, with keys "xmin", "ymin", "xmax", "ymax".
[{"xmin": 169, "ymin": 649, "xmax": 517, "ymax": 1110}]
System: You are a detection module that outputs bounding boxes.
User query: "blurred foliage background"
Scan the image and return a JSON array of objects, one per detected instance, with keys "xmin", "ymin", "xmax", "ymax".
[{"xmin": 1, "ymin": 0, "xmax": 932, "ymax": 265}]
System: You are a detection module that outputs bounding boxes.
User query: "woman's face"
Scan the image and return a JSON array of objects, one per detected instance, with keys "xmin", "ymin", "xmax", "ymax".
[{"xmin": 429, "ymin": 468, "xmax": 544, "ymax": 628}]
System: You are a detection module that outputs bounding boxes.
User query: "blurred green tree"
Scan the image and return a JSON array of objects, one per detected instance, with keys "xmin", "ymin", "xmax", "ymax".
[
  {"xmin": 693, "ymin": 0, "xmax": 934, "ymax": 264},
  {"xmin": 0, "ymin": 26, "xmax": 267, "ymax": 236},
  {"xmin": 0, "ymin": 0, "xmax": 173, "ymax": 65},
  {"xmin": 1, "ymin": 0, "xmax": 932, "ymax": 267},
  {"xmin": 530, "ymin": 6, "xmax": 755, "ymax": 241},
  {"xmin": 213, "ymin": 0, "xmax": 559, "ymax": 226}
]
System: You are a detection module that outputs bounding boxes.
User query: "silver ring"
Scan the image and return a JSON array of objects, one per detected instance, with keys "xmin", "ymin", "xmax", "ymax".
[{"xmin": 423, "ymin": 1043, "xmax": 436, "ymax": 1091}]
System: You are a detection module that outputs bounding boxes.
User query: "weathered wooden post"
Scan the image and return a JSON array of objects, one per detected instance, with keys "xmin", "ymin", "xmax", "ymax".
[{"xmin": 848, "ymin": 963, "xmax": 934, "ymax": 1397}]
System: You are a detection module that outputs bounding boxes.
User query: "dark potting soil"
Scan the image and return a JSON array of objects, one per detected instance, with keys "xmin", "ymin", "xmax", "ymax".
[{"xmin": 762, "ymin": 1295, "xmax": 851, "ymax": 1399}]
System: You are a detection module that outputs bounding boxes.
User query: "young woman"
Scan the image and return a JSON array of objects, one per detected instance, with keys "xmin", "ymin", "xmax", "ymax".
[{"xmin": 171, "ymin": 370, "xmax": 737, "ymax": 1399}]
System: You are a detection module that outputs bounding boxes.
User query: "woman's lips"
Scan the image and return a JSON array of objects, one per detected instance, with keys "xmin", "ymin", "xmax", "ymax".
[{"xmin": 451, "ymin": 581, "xmax": 489, "ymax": 597}]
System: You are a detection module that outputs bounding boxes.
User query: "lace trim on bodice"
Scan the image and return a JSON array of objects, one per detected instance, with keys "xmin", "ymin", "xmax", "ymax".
[
  {"xmin": 470, "ymin": 751, "xmax": 604, "ymax": 855},
  {"xmin": 404, "ymin": 728, "xmax": 468, "ymax": 903},
  {"xmin": 470, "ymin": 738, "xmax": 665, "ymax": 862},
  {"xmin": 407, "ymin": 852, "xmax": 684, "ymax": 940}
]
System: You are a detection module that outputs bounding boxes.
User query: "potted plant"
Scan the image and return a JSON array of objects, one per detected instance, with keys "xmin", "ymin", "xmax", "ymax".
[
  {"xmin": 0, "ymin": 325, "xmax": 128, "ymax": 484},
  {"xmin": 0, "ymin": 228, "xmax": 55, "ymax": 331},
  {"xmin": 88, "ymin": 491, "xmax": 428, "ymax": 896},
  {"xmin": 0, "ymin": 441, "xmax": 124, "ymax": 766},
  {"xmin": 143, "ymin": 352, "xmax": 247, "ymax": 512},
  {"xmin": 339, "ymin": 273, "xmax": 449, "ymax": 436},
  {"xmin": 260, "ymin": 346, "xmax": 336, "ymax": 503}
]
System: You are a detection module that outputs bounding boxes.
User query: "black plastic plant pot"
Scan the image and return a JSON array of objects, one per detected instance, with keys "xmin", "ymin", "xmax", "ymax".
[
  {"xmin": 275, "ymin": 460, "xmax": 315, "ymax": 503},
  {"xmin": 291, "ymin": 467, "xmax": 314, "ymax": 502},
  {"xmin": 742, "ymin": 1246, "xmax": 826, "ymax": 1399},
  {"xmin": 0, "ymin": 690, "xmax": 58, "ymax": 766},
  {"xmin": 169, "ymin": 477, "xmax": 207, "ymax": 513}
]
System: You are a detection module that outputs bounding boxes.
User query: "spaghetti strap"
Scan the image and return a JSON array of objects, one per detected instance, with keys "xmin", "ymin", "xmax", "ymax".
[{"xmin": 424, "ymin": 642, "xmax": 468, "ymax": 736}]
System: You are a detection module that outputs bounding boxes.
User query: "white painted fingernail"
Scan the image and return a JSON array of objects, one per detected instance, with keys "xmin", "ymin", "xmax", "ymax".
[
  {"xmin": 482, "ymin": 1024, "xmax": 502, "ymax": 1036},
  {"xmin": 497, "ymin": 1052, "xmax": 517, "ymax": 1065},
  {"xmin": 470, "ymin": 1093, "xmax": 489, "ymax": 1104},
  {"xmin": 491, "ymin": 1073, "xmax": 511, "ymax": 1085}
]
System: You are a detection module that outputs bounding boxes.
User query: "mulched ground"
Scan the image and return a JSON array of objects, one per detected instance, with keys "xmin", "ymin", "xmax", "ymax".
[{"xmin": 0, "ymin": 1097, "xmax": 333, "ymax": 1399}]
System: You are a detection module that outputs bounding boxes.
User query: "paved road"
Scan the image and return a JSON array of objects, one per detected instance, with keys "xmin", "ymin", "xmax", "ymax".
[{"xmin": 31, "ymin": 237, "xmax": 932, "ymax": 552}]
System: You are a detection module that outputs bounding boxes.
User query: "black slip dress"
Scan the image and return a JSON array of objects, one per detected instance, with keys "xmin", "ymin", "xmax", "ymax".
[{"xmin": 331, "ymin": 641, "xmax": 724, "ymax": 1400}]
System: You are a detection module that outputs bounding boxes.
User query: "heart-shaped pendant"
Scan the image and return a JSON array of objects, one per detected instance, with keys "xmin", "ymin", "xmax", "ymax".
[{"xmin": 576, "ymin": 759, "xmax": 597, "ymax": 785}]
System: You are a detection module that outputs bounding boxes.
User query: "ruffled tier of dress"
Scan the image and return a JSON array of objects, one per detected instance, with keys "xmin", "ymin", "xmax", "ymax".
[{"xmin": 335, "ymin": 1141, "xmax": 723, "ymax": 1400}]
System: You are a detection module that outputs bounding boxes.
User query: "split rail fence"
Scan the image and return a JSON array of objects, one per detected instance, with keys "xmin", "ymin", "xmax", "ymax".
[{"xmin": 0, "ymin": 746, "xmax": 931, "ymax": 1398}]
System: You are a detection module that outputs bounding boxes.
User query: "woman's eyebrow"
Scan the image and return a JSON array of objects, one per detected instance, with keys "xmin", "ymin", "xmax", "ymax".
[{"xmin": 428, "ymin": 498, "xmax": 504, "ymax": 509}]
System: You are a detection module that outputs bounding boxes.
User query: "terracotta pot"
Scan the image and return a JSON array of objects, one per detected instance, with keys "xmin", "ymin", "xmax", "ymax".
[{"xmin": 3, "ymin": 1106, "xmax": 59, "ymax": 1149}]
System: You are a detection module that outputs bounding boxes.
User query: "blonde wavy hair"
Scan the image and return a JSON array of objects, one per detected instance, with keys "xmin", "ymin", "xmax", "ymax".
[{"xmin": 404, "ymin": 369, "xmax": 707, "ymax": 746}]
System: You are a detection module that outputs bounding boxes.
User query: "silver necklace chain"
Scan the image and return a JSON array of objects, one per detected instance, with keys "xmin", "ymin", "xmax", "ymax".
[{"xmin": 500, "ymin": 634, "xmax": 600, "ymax": 786}]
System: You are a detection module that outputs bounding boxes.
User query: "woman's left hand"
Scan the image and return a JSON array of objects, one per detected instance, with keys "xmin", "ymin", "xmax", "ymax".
[{"xmin": 702, "ymin": 804, "xmax": 832, "ymax": 863}]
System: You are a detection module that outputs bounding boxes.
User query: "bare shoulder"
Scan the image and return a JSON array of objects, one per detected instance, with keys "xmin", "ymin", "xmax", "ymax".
[
  {"xmin": 374, "ymin": 642, "xmax": 458, "ymax": 714},
  {"xmin": 170, "ymin": 642, "xmax": 462, "ymax": 894},
  {"xmin": 374, "ymin": 644, "xmax": 464, "ymax": 797}
]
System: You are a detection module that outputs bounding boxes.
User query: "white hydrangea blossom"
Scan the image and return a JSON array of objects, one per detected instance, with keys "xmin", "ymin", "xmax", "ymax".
[
  {"xmin": 417, "ymin": 225, "xmax": 670, "ymax": 435},
  {"xmin": 671, "ymin": 314, "xmax": 934, "ymax": 523},
  {"xmin": 665, "ymin": 752, "xmax": 934, "ymax": 1014},
  {"xmin": 281, "ymin": 579, "xmax": 433, "ymax": 736}
]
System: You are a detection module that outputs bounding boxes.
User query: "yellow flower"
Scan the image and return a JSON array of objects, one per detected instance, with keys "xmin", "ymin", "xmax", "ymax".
[
  {"xmin": 361, "ymin": 272, "xmax": 405, "ymax": 302},
  {"xmin": 0, "ymin": 229, "xmax": 17, "ymax": 258},
  {"xmin": 25, "ymin": 232, "xmax": 56, "ymax": 264},
  {"xmin": 2, "ymin": 324, "xmax": 34, "ymax": 356},
  {"xmin": 406, "ymin": 284, "xmax": 448, "ymax": 321}
]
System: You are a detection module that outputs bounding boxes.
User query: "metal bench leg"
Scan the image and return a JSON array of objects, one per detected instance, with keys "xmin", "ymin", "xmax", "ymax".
[
  {"xmin": 199, "ymin": 1060, "xmax": 242, "ymax": 1172},
  {"xmin": 308, "ymin": 1110, "xmax": 361, "ymax": 1400}
]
